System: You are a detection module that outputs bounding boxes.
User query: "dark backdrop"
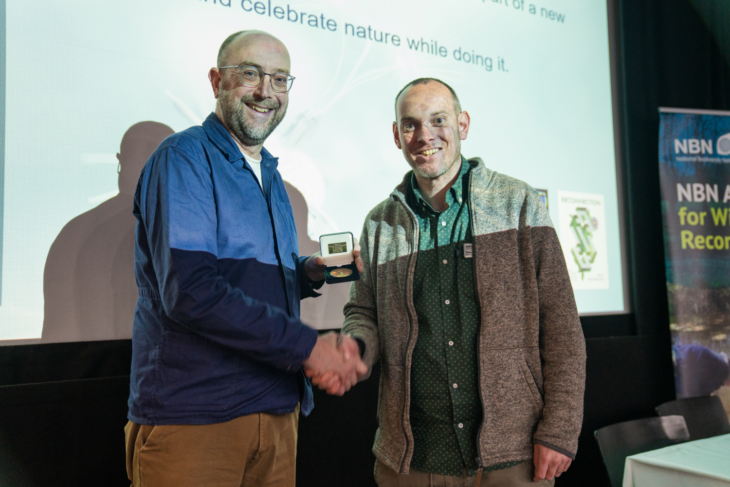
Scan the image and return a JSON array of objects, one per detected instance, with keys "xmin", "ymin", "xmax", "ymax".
[{"xmin": 1, "ymin": 0, "xmax": 729, "ymax": 485}]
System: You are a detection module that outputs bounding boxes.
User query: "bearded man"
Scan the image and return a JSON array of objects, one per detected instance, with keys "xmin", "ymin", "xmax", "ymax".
[{"xmin": 124, "ymin": 30, "xmax": 365, "ymax": 487}]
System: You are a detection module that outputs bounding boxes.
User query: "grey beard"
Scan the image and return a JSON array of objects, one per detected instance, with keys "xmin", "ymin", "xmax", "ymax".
[{"xmin": 220, "ymin": 93, "xmax": 286, "ymax": 146}]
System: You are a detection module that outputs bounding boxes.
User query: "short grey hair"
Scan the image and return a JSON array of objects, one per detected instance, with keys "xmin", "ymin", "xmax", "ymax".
[{"xmin": 394, "ymin": 78, "xmax": 462, "ymax": 119}]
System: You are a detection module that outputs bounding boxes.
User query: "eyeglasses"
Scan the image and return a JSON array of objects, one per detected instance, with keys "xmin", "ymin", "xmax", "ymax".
[{"xmin": 219, "ymin": 65, "xmax": 295, "ymax": 93}]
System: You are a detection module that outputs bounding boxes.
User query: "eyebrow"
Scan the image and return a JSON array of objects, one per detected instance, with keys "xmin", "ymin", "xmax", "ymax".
[
  {"xmin": 400, "ymin": 111, "xmax": 450, "ymax": 122},
  {"xmin": 236, "ymin": 61, "xmax": 290, "ymax": 74}
]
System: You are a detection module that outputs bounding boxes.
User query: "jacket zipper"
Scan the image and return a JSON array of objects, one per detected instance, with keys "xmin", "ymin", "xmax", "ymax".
[
  {"xmin": 392, "ymin": 192, "xmax": 420, "ymax": 474},
  {"xmin": 466, "ymin": 166, "xmax": 486, "ymax": 472}
]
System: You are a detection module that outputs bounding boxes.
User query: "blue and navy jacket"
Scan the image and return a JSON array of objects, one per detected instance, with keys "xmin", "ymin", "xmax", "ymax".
[{"xmin": 128, "ymin": 113, "xmax": 320, "ymax": 425}]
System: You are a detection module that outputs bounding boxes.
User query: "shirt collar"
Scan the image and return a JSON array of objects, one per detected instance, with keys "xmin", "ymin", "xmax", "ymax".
[
  {"xmin": 409, "ymin": 155, "xmax": 469, "ymax": 214},
  {"xmin": 451, "ymin": 155, "xmax": 469, "ymax": 204},
  {"xmin": 202, "ymin": 112, "xmax": 278, "ymax": 169}
]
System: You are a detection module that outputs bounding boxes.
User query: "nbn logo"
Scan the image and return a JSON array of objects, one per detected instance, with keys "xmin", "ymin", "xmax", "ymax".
[
  {"xmin": 674, "ymin": 139, "xmax": 713, "ymax": 154},
  {"xmin": 718, "ymin": 133, "xmax": 730, "ymax": 155}
]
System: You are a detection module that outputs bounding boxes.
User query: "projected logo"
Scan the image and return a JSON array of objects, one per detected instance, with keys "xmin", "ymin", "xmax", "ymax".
[
  {"xmin": 558, "ymin": 191, "xmax": 609, "ymax": 290},
  {"xmin": 717, "ymin": 133, "xmax": 730, "ymax": 156},
  {"xmin": 568, "ymin": 208, "xmax": 598, "ymax": 279}
]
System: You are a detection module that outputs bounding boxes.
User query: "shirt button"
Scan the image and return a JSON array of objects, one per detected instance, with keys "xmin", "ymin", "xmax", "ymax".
[
  {"xmin": 458, "ymin": 198, "xmax": 463, "ymax": 203},
  {"xmin": 441, "ymin": 221, "xmax": 447, "ymax": 226},
  {"xmin": 445, "ymin": 299, "xmax": 450, "ymax": 305},
  {"xmin": 458, "ymin": 423, "xmax": 464, "ymax": 429},
  {"xmin": 449, "ymin": 341, "xmax": 454, "ymax": 346},
  {"xmin": 453, "ymin": 383, "xmax": 458, "ymax": 389},
  {"xmin": 443, "ymin": 259, "xmax": 448, "ymax": 264},
  {"xmin": 422, "ymin": 202, "xmax": 426, "ymax": 206}
]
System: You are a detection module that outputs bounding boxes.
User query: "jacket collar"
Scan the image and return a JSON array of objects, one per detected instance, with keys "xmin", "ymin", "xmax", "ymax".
[
  {"xmin": 408, "ymin": 156, "xmax": 470, "ymax": 213},
  {"xmin": 202, "ymin": 112, "xmax": 279, "ymax": 169}
]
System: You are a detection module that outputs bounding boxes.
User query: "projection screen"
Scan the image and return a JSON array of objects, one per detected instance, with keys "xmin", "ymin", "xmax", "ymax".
[{"xmin": 0, "ymin": 0, "xmax": 627, "ymax": 344}]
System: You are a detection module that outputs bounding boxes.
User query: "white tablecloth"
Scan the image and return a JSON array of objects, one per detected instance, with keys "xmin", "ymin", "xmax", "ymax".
[{"xmin": 623, "ymin": 434, "xmax": 730, "ymax": 487}]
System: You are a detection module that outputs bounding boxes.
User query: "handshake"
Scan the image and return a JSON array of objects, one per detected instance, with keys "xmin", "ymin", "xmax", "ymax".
[{"xmin": 303, "ymin": 332, "xmax": 368, "ymax": 396}]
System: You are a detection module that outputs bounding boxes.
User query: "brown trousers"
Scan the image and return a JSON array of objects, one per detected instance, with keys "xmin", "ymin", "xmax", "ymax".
[
  {"xmin": 374, "ymin": 460, "xmax": 555, "ymax": 487},
  {"xmin": 124, "ymin": 407, "xmax": 299, "ymax": 487}
]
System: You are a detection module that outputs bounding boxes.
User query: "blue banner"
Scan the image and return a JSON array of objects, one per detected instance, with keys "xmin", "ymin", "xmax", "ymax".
[{"xmin": 659, "ymin": 108, "xmax": 730, "ymax": 412}]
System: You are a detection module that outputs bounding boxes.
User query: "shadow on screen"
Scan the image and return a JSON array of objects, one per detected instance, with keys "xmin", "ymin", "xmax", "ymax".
[
  {"xmin": 41, "ymin": 122, "xmax": 175, "ymax": 343},
  {"xmin": 41, "ymin": 123, "xmax": 347, "ymax": 343}
]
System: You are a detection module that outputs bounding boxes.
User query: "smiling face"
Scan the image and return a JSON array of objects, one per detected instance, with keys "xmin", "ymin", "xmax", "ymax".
[
  {"xmin": 393, "ymin": 81, "xmax": 470, "ymax": 180},
  {"xmin": 211, "ymin": 32, "xmax": 290, "ymax": 149}
]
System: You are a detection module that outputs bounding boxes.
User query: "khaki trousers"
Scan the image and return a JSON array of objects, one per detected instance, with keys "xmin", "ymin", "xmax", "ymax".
[
  {"xmin": 124, "ymin": 407, "xmax": 299, "ymax": 487},
  {"xmin": 374, "ymin": 460, "xmax": 555, "ymax": 487}
]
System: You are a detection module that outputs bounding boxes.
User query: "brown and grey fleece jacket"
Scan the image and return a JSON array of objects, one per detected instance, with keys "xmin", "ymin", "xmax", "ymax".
[{"xmin": 341, "ymin": 157, "xmax": 586, "ymax": 474}]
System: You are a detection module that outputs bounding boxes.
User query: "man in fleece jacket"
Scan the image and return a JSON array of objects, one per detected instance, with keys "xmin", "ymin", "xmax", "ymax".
[
  {"xmin": 124, "ymin": 30, "xmax": 366, "ymax": 487},
  {"xmin": 332, "ymin": 78, "xmax": 587, "ymax": 486}
]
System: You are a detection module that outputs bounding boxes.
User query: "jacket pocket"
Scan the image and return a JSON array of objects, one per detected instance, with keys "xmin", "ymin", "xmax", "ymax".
[
  {"xmin": 377, "ymin": 363, "xmax": 404, "ymax": 426},
  {"xmin": 520, "ymin": 360, "xmax": 545, "ymax": 410},
  {"xmin": 480, "ymin": 349, "xmax": 542, "ymax": 450},
  {"xmin": 374, "ymin": 363, "xmax": 409, "ymax": 465},
  {"xmin": 153, "ymin": 330, "xmax": 240, "ymax": 410}
]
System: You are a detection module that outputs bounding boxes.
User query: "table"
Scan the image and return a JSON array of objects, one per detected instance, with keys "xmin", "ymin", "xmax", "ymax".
[{"xmin": 623, "ymin": 433, "xmax": 730, "ymax": 487}]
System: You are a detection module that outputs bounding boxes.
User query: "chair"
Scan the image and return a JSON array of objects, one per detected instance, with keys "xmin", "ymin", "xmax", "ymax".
[
  {"xmin": 594, "ymin": 415, "xmax": 689, "ymax": 487},
  {"xmin": 656, "ymin": 395, "xmax": 730, "ymax": 440}
]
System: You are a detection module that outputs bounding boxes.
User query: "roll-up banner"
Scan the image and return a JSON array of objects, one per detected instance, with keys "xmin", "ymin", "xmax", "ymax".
[{"xmin": 659, "ymin": 108, "xmax": 730, "ymax": 418}]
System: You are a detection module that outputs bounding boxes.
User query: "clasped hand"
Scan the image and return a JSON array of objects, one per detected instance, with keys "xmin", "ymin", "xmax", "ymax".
[{"xmin": 303, "ymin": 332, "xmax": 367, "ymax": 396}]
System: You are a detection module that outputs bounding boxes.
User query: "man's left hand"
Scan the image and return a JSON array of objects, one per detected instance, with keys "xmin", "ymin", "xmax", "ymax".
[
  {"xmin": 533, "ymin": 443, "xmax": 572, "ymax": 482},
  {"xmin": 304, "ymin": 243, "xmax": 364, "ymax": 282}
]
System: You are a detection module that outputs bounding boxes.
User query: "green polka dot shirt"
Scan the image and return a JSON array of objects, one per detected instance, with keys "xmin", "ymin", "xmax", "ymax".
[{"xmin": 407, "ymin": 158, "xmax": 521, "ymax": 477}]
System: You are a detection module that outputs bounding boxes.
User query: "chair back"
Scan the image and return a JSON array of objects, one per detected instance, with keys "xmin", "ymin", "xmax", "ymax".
[
  {"xmin": 656, "ymin": 395, "xmax": 730, "ymax": 440},
  {"xmin": 594, "ymin": 415, "xmax": 689, "ymax": 487}
]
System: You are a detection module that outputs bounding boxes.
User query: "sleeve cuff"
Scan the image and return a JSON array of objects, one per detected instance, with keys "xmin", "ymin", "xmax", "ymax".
[
  {"xmin": 354, "ymin": 338, "xmax": 366, "ymax": 359},
  {"xmin": 285, "ymin": 324, "xmax": 319, "ymax": 372},
  {"xmin": 307, "ymin": 276, "xmax": 325, "ymax": 291},
  {"xmin": 533, "ymin": 439, "xmax": 576, "ymax": 460},
  {"xmin": 298, "ymin": 255, "xmax": 324, "ymax": 298}
]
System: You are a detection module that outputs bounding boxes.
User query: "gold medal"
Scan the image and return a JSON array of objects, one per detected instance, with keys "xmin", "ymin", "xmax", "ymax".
[{"xmin": 329, "ymin": 268, "xmax": 353, "ymax": 278}]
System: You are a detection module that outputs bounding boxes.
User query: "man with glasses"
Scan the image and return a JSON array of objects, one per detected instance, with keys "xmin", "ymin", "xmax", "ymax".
[
  {"xmin": 336, "ymin": 78, "xmax": 586, "ymax": 486},
  {"xmin": 124, "ymin": 30, "xmax": 366, "ymax": 487}
]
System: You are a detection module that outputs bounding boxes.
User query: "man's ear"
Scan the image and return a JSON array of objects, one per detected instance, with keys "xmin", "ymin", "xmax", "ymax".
[
  {"xmin": 393, "ymin": 122, "xmax": 402, "ymax": 149},
  {"xmin": 209, "ymin": 68, "xmax": 222, "ymax": 99},
  {"xmin": 458, "ymin": 111, "xmax": 471, "ymax": 141}
]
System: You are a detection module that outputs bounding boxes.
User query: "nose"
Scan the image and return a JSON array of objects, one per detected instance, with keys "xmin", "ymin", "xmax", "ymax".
[
  {"xmin": 253, "ymin": 73, "xmax": 274, "ymax": 99},
  {"xmin": 416, "ymin": 124, "xmax": 435, "ymax": 144}
]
